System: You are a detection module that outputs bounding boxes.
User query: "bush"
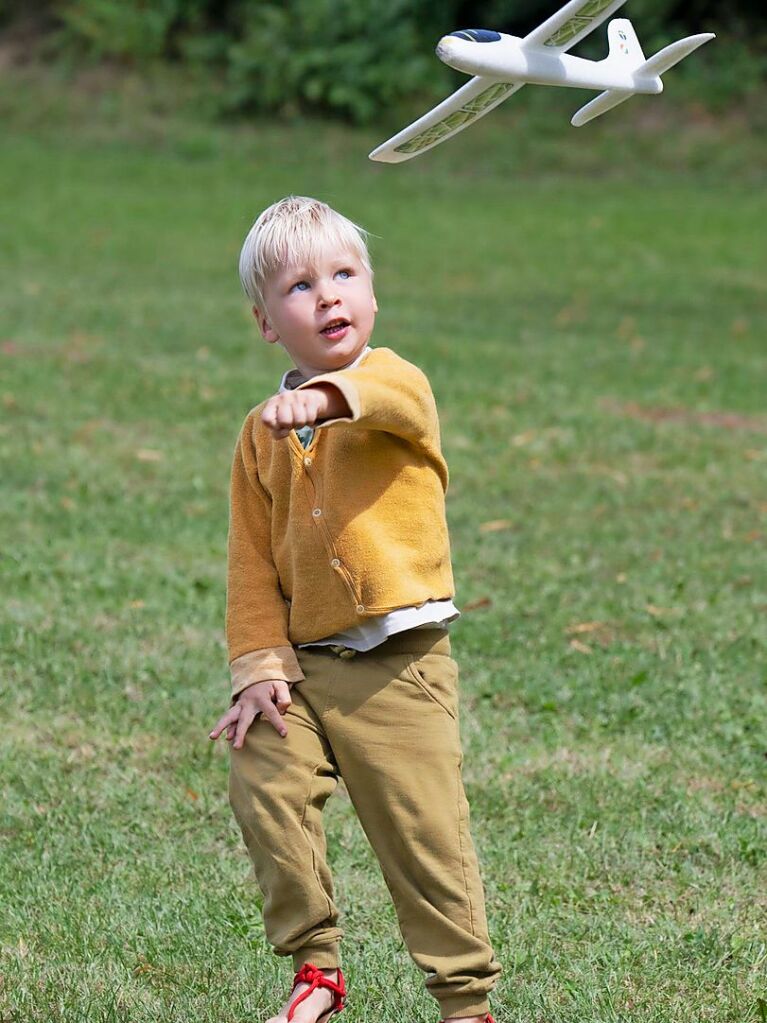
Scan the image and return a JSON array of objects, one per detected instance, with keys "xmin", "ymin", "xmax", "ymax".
[
  {"xmin": 37, "ymin": 0, "xmax": 457, "ymax": 122},
  {"xmin": 3, "ymin": 0, "xmax": 765, "ymax": 120},
  {"xmin": 220, "ymin": 0, "xmax": 451, "ymax": 124},
  {"xmin": 54, "ymin": 0, "xmax": 186, "ymax": 61},
  {"xmin": 669, "ymin": 32, "xmax": 767, "ymax": 109}
]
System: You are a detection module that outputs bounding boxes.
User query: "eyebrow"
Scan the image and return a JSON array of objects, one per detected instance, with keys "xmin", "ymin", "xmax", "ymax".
[{"xmin": 283, "ymin": 256, "xmax": 356, "ymax": 279}]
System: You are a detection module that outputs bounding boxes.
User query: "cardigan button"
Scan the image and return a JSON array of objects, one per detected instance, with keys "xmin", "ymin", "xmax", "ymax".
[
  {"xmin": 356, "ymin": 604, "xmax": 365, "ymax": 614},
  {"xmin": 312, "ymin": 508, "xmax": 322, "ymax": 517},
  {"xmin": 331, "ymin": 558, "xmax": 341, "ymax": 568},
  {"xmin": 304, "ymin": 457, "xmax": 312, "ymax": 467}
]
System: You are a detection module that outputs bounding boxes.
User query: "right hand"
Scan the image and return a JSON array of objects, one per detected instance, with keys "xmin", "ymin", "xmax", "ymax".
[
  {"xmin": 260, "ymin": 389, "xmax": 329, "ymax": 439},
  {"xmin": 208, "ymin": 680, "xmax": 292, "ymax": 749}
]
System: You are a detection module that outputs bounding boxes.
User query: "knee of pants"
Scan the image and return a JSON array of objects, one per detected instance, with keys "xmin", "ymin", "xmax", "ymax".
[{"xmin": 228, "ymin": 730, "xmax": 337, "ymax": 840}]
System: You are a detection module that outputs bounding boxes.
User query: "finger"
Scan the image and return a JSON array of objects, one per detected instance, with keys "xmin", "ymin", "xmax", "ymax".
[
  {"xmin": 265, "ymin": 421, "xmax": 288, "ymax": 438},
  {"xmin": 302, "ymin": 392, "xmax": 321, "ymax": 424},
  {"xmin": 261, "ymin": 700, "xmax": 288, "ymax": 738},
  {"xmin": 261, "ymin": 399, "xmax": 278, "ymax": 426},
  {"xmin": 263, "ymin": 400, "xmax": 288, "ymax": 434},
  {"xmin": 232, "ymin": 703, "xmax": 259, "ymax": 750},
  {"xmin": 287, "ymin": 393, "xmax": 304, "ymax": 423},
  {"xmin": 273, "ymin": 681, "xmax": 293, "ymax": 715},
  {"xmin": 209, "ymin": 705, "xmax": 239, "ymax": 740},
  {"xmin": 276, "ymin": 395, "xmax": 298, "ymax": 430},
  {"xmin": 264, "ymin": 416, "xmax": 290, "ymax": 439},
  {"xmin": 287, "ymin": 393, "xmax": 311, "ymax": 429},
  {"xmin": 297, "ymin": 393, "xmax": 318, "ymax": 426},
  {"xmin": 262, "ymin": 398, "xmax": 290, "ymax": 435}
]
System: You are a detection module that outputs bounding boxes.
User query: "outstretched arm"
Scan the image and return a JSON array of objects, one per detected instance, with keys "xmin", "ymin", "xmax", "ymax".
[{"xmin": 293, "ymin": 353, "xmax": 440, "ymax": 445}]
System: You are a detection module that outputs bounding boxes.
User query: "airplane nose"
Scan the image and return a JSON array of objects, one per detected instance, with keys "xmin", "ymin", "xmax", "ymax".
[
  {"xmin": 436, "ymin": 35, "xmax": 456, "ymax": 61},
  {"xmin": 437, "ymin": 28, "xmax": 502, "ymax": 61}
]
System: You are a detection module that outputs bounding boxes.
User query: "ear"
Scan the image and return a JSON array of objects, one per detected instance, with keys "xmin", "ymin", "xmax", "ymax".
[
  {"xmin": 253, "ymin": 304, "xmax": 279, "ymax": 344},
  {"xmin": 371, "ymin": 292, "xmax": 378, "ymax": 314}
]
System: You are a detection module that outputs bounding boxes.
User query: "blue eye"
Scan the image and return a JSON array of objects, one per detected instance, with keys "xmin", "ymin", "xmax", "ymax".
[
  {"xmin": 291, "ymin": 280, "xmax": 310, "ymax": 292},
  {"xmin": 336, "ymin": 269, "xmax": 351, "ymax": 280}
]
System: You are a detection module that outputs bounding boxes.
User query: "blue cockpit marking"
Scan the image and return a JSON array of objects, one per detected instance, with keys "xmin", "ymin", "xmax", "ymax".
[{"xmin": 450, "ymin": 29, "xmax": 502, "ymax": 43}]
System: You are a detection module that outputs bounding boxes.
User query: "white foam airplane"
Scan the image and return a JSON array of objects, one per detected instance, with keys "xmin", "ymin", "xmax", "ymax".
[{"xmin": 369, "ymin": 0, "xmax": 714, "ymax": 163}]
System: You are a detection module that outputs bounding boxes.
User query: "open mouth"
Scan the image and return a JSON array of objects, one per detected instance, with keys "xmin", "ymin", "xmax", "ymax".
[{"xmin": 320, "ymin": 318, "xmax": 350, "ymax": 338}]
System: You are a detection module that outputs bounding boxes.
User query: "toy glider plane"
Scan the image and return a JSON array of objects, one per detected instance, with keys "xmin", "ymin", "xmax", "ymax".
[{"xmin": 369, "ymin": 0, "xmax": 714, "ymax": 162}]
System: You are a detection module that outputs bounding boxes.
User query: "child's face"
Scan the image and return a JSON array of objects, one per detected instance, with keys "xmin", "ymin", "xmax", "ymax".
[{"xmin": 255, "ymin": 248, "xmax": 377, "ymax": 378}]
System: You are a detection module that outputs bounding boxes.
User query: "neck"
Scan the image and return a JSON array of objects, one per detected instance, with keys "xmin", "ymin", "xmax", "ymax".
[{"xmin": 292, "ymin": 345, "xmax": 369, "ymax": 383}]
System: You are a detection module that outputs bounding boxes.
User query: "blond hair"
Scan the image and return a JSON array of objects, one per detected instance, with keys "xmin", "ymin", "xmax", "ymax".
[{"xmin": 238, "ymin": 195, "xmax": 372, "ymax": 308}]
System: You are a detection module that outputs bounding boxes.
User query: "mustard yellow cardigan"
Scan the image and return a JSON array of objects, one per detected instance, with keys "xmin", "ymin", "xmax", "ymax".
[{"xmin": 226, "ymin": 346, "xmax": 455, "ymax": 698}]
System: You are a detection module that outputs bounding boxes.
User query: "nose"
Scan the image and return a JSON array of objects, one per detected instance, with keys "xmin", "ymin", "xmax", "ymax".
[{"xmin": 317, "ymin": 287, "xmax": 339, "ymax": 308}]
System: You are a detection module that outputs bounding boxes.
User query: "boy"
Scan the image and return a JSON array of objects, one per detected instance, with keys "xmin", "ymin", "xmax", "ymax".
[{"xmin": 209, "ymin": 196, "xmax": 501, "ymax": 1023}]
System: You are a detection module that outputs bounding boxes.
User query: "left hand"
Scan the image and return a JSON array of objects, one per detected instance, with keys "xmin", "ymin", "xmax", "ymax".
[
  {"xmin": 208, "ymin": 680, "xmax": 292, "ymax": 746},
  {"xmin": 261, "ymin": 387, "xmax": 331, "ymax": 439}
]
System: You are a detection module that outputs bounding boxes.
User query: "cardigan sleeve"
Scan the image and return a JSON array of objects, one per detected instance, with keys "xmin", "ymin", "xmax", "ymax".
[
  {"xmin": 293, "ymin": 350, "xmax": 438, "ymax": 445},
  {"xmin": 226, "ymin": 417, "xmax": 305, "ymax": 699}
]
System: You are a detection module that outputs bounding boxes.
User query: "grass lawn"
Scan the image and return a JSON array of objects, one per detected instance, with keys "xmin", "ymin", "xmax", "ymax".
[{"xmin": 1, "ymin": 69, "xmax": 766, "ymax": 1022}]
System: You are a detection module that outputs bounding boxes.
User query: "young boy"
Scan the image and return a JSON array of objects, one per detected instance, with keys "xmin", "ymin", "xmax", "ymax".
[{"xmin": 209, "ymin": 196, "xmax": 501, "ymax": 1023}]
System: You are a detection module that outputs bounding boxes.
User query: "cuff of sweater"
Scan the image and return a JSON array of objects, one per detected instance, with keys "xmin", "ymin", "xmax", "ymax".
[
  {"xmin": 295, "ymin": 377, "xmax": 361, "ymax": 427},
  {"xmin": 230, "ymin": 646, "xmax": 306, "ymax": 701}
]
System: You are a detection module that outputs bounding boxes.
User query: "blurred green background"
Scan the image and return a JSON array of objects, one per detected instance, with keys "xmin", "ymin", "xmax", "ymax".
[
  {"xmin": 2, "ymin": 0, "xmax": 766, "ymax": 120},
  {"xmin": 1, "ymin": 2, "xmax": 766, "ymax": 1022}
]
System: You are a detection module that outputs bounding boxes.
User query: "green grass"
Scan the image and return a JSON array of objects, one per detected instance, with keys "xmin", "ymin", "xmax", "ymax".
[{"xmin": 1, "ymin": 69, "xmax": 766, "ymax": 1022}]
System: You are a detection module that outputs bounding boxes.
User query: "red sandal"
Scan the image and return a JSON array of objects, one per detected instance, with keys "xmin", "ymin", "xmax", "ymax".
[{"xmin": 286, "ymin": 962, "xmax": 346, "ymax": 1023}]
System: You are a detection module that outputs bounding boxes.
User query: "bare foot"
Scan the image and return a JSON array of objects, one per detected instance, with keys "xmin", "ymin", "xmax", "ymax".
[{"xmin": 265, "ymin": 967, "xmax": 340, "ymax": 1023}]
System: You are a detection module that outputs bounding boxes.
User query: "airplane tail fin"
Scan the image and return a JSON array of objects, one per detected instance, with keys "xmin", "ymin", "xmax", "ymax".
[
  {"xmin": 572, "ymin": 29, "xmax": 715, "ymax": 126},
  {"xmin": 607, "ymin": 19, "xmax": 645, "ymax": 68}
]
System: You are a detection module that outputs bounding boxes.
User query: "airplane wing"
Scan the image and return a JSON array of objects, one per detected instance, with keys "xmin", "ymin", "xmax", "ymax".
[
  {"xmin": 369, "ymin": 77, "xmax": 524, "ymax": 164},
  {"xmin": 523, "ymin": 0, "xmax": 628, "ymax": 52}
]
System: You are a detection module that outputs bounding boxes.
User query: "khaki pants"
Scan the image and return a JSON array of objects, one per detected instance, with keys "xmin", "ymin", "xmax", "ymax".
[{"xmin": 228, "ymin": 628, "xmax": 502, "ymax": 1019}]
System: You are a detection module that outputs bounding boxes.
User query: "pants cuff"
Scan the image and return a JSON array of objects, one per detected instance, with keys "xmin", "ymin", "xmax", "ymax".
[
  {"xmin": 438, "ymin": 996, "xmax": 491, "ymax": 1019},
  {"xmin": 291, "ymin": 943, "xmax": 341, "ymax": 972}
]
